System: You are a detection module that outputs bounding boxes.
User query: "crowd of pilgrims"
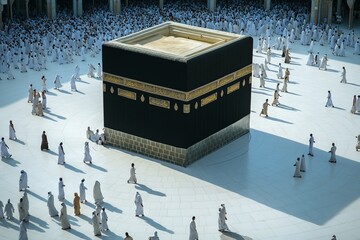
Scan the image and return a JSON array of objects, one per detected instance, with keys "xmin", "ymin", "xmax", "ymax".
[
  {"xmin": 0, "ymin": 0, "xmax": 359, "ymax": 238},
  {"xmin": 0, "ymin": 0, "xmax": 359, "ymax": 80}
]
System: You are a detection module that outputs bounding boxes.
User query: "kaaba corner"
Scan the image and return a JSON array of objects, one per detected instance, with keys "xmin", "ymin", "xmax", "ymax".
[{"xmin": 102, "ymin": 21, "xmax": 253, "ymax": 167}]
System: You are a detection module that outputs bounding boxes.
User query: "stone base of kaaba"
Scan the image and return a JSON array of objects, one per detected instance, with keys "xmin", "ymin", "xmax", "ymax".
[{"xmin": 105, "ymin": 114, "xmax": 249, "ymax": 167}]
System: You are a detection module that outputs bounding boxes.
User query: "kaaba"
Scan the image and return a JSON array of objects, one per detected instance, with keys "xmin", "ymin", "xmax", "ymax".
[{"xmin": 102, "ymin": 21, "xmax": 252, "ymax": 166}]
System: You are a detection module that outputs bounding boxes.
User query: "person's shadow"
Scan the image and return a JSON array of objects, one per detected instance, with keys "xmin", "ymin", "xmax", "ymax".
[
  {"xmin": 220, "ymin": 231, "xmax": 253, "ymax": 240},
  {"xmin": 142, "ymin": 216, "xmax": 174, "ymax": 234},
  {"xmin": 135, "ymin": 183, "xmax": 166, "ymax": 197},
  {"xmin": 102, "ymin": 202, "xmax": 122, "ymax": 213}
]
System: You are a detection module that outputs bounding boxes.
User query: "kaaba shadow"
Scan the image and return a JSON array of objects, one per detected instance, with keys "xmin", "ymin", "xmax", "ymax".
[
  {"xmin": 265, "ymin": 116, "xmax": 293, "ymax": 124},
  {"xmin": 135, "ymin": 183, "xmax": 166, "ymax": 197},
  {"xmin": 103, "ymin": 202, "xmax": 123, "ymax": 213},
  {"xmin": 161, "ymin": 129, "xmax": 360, "ymax": 225},
  {"xmin": 64, "ymin": 163, "xmax": 86, "ymax": 174},
  {"xmin": 142, "ymin": 216, "xmax": 174, "ymax": 234},
  {"xmin": 67, "ymin": 228, "xmax": 92, "ymax": 240},
  {"xmin": 30, "ymin": 215, "xmax": 49, "ymax": 229},
  {"xmin": 1, "ymin": 158, "xmax": 20, "ymax": 167},
  {"xmin": 27, "ymin": 190, "xmax": 47, "ymax": 203},
  {"xmin": 220, "ymin": 231, "xmax": 253, "ymax": 240}
]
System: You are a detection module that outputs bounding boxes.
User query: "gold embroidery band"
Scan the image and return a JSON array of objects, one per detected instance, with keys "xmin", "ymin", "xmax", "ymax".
[
  {"xmin": 201, "ymin": 93, "xmax": 218, "ymax": 107},
  {"xmin": 227, "ymin": 82, "xmax": 240, "ymax": 94},
  {"xmin": 103, "ymin": 64, "xmax": 251, "ymax": 102},
  {"xmin": 118, "ymin": 88, "xmax": 137, "ymax": 100},
  {"xmin": 103, "ymin": 83, "xmax": 106, "ymax": 92},
  {"xmin": 149, "ymin": 97, "xmax": 170, "ymax": 109}
]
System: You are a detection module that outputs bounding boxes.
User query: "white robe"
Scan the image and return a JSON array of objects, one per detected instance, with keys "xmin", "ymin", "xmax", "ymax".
[
  {"xmin": 58, "ymin": 145, "xmax": 65, "ymax": 164},
  {"xmin": 19, "ymin": 220, "xmax": 28, "ymax": 240},
  {"xmin": 18, "ymin": 201, "xmax": 28, "ymax": 222},
  {"xmin": 83, "ymin": 144, "xmax": 92, "ymax": 163},
  {"xmin": 47, "ymin": 193, "xmax": 58, "ymax": 217},
  {"xmin": 27, "ymin": 87, "xmax": 33, "ymax": 102},
  {"xmin": 70, "ymin": 75, "xmax": 77, "ymax": 91},
  {"xmin": 19, "ymin": 171, "xmax": 28, "ymax": 191},
  {"xmin": 135, "ymin": 193, "xmax": 144, "ymax": 216},
  {"xmin": 293, "ymin": 160, "xmax": 301, "ymax": 177},
  {"xmin": 23, "ymin": 192, "xmax": 29, "ymax": 213},
  {"xmin": 4, "ymin": 202, "xmax": 14, "ymax": 219},
  {"xmin": 329, "ymin": 146, "xmax": 337, "ymax": 162},
  {"xmin": 266, "ymin": 49, "xmax": 271, "ymax": 63},
  {"xmin": 42, "ymin": 78, "xmax": 47, "ymax": 91},
  {"xmin": 189, "ymin": 220, "xmax": 198, "ymax": 240},
  {"xmin": 93, "ymin": 181, "xmax": 104, "ymax": 204},
  {"xmin": 309, "ymin": 136, "xmax": 315, "ymax": 155},
  {"xmin": 300, "ymin": 156, "xmax": 306, "ymax": 172},
  {"xmin": 306, "ymin": 53, "xmax": 314, "ymax": 66},
  {"xmin": 60, "ymin": 205, "xmax": 71, "ymax": 229},
  {"xmin": 9, "ymin": 125, "xmax": 17, "ymax": 140},
  {"xmin": 101, "ymin": 211, "xmax": 108, "ymax": 231},
  {"xmin": 79, "ymin": 182, "xmax": 87, "ymax": 202},
  {"xmin": 32, "ymin": 94, "xmax": 39, "ymax": 114},
  {"xmin": 74, "ymin": 65, "xmax": 80, "ymax": 79},
  {"xmin": 54, "ymin": 75, "xmax": 62, "ymax": 89},
  {"xmin": 340, "ymin": 69, "xmax": 347, "ymax": 83},
  {"xmin": 128, "ymin": 167, "xmax": 137, "ymax": 183},
  {"xmin": 357, "ymin": 98, "xmax": 360, "ymax": 112},
  {"xmin": 325, "ymin": 92, "xmax": 334, "ymax": 107},
  {"xmin": 0, "ymin": 201, "xmax": 4, "ymax": 218},
  {"xmin": 277, "ymin": 65, "xmax": 283, "ymax": 79},
  {"xmin": 260, "ymin": 75, "xmax": 265, "ymax": 87},
  {"xmin": 42, "ymin": 95, "xmax": 47, "ymax": 109},
  {"xmin": 58, "ymin": 181, "xmax": 65, "ymax": 201},
  {"xmin": 0, "ymin": 140, "xmax": 11, "ymax": 158},
  {"xmin": 319, "ymin": 56, "xmax": 328, "ymax": 70},
  {"xmin": 253, "ymin": 63, "xmax": 260, "ymax": 78},
  {"xmin": 96, "ymin": 65, "xmax": 102, "ymax": 78},
  {"xmin": 87, "ymin": 64, "xmax": 95, "ymax": 77},
  {"xmin": 92, "ymin": 213, "xmax": 101, "ymax": 236},
  {"xmin": 218, "ymin": 207, "xmax": 229, "ymax": 231}
]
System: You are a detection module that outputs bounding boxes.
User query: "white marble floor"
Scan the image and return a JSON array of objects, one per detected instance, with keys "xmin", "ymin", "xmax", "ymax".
[{"xmin": 0, "ymin": 23, "xmax": 360, "ymax": 240}]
